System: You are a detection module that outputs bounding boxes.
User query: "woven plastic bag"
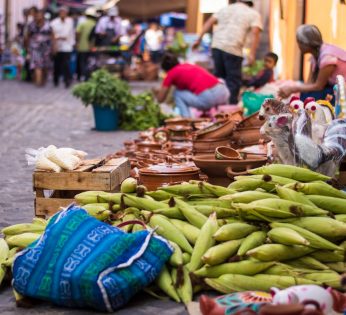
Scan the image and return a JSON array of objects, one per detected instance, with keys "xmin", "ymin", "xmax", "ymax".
[{"xmin": 12, "ymin": 205, "xmax": 173, "ymax": 312}]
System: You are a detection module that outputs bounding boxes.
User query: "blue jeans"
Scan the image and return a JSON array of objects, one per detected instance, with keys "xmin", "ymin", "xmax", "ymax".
[
  {"xmin": 174, "ymin": 83, "xmax": 230, "ymax": 117},
  {"xmin": 212, "ymin": 48, "xmax": 243, "ymax": 104}
]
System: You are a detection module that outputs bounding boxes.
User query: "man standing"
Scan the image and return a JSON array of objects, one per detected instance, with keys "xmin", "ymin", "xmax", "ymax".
[
  {"xmin": 94, "ymin": 7, "xmax": 122, "ymax": 47},
  {"xmin": 51, "ymin": 6, "xmax": 75, "ymax": 88},
  {"xmin": 193, "ymin": 0, "xmax": 262, "ymax": 104},
  {"xmin": 76, "ymin": 7, "xmax": 97, "ymax": 81}
]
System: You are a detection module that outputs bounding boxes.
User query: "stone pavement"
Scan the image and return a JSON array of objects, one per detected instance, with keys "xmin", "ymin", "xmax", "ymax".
[{"xmin": 0, "ymin": 81, "xmax": 187, "ymax": 315}]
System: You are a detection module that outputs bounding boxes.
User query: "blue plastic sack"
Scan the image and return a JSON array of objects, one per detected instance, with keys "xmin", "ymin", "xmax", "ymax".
[{"xmin": 12, "ymin": 205, "xmax": 173, "ymax": 312}]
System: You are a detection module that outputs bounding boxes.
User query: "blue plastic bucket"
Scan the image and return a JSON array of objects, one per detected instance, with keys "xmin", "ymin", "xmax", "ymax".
[{"xmin": 92, "ymin": 105, "xmax": 119, "ymax": 131}]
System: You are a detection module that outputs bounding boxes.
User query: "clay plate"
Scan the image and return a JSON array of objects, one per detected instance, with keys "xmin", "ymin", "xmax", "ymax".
[{"xmin": 193, "ymin": 154, "xmax": 267, "ymax": 178}]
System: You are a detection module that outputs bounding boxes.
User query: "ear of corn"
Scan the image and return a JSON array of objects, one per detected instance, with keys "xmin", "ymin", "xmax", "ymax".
[
  {"xmin": 219, "ymin": 191, "xmax": 279, "ymax": 203},
  {"xmin": 194, "ymin": 206, "xmax": 237, "ymax": 218},
  {"xmin": 247, "ymin": 244, "xmax": 314, "ymax": 262},
  {"xmin": 6, "ymin": 233, "xmax": 42, "ymax": 248},
  {"xmin": 276, "ymin": 185, "xmax": 316, "ymax": 207},
  {"xmin": 213, "ymin": 223, "xmax": 258, "ymax": 241},
  {"xmin": 310, "ymin": 250, "xmax": 344, "ymax": 262},
  {"xmin": 160, "ymin": 184, "xmax": 206, "ymax": 196},
  {"xmin": 155, "ymin": 265, "xmax": 180, "ymax": 302},
  {"xmin": 149, "ymin": 214, "xmax": 193, "ymax": 254},
  {"xmin": 268, "ymin": 227, "xmax": 310, "ymax": 246},
  {"xmin": 285, "ymin": 217, "xmax": 346, "ymax": 239},
  {"xmin": 187, "ymin": 213, "xmax": 218, "ymax": 272},
  {"xmin": 2, "ymin": 224, "xmax": 46, "ymax": 236},
  {"xmin": 146, "ymin": 190, "xmax": 176, "ymax": 201},
  {"xmin": 287, "ymin": 182, "xmax": 346, "ymax": 199},
  {"xmin": 202, "ymin": 239, "xmax": 243, "ymax": 266},
  {"xmin": 169, "ymin": 241, "xmax": 183, "ymax": 267},
  {"xmin": 200, "ymin": 182, "xmax": 236, "ymax": 197},
  {"xmin": 153, "ymin": 207, "xmax": 185, "ymax": 220},
  {"xmin": 171, "ymin": 266, "xmax": 192, "ymax": 304},
  {"xmin": 174, "ymin": 198, "xmax": 207, "ymax": 228},
  {"xmin": 123, "ymin": 194, "xmax": 169, "ymax": 210},
  {"xmin": 237, "ymin": 231, "xmax": 267, "ymax": 256},
  {"xmin": 249, "ymin": 164, "xmax": 331, "ymax": 182},
  {"xmin": 306, "ymin": 195, "xmax": 346, "ymax": 214},
  {"xmin": 194, "ymin": 260, "xmax": 274, "ymax": 278},
  {"xmin": 234, "ymin": 174, "xmax": 296, "ymax": 186},
  {"xmin": 182, "ymin": 253, "xmax": 191, "ymax": 265},
  {"xmin": 286, "ymin": 256, "xmax": 329, "ymax": 270},
  {"xmin": 0, "ymin": 239, "xmax": 10, "ymax": 262},
  {"xmin": 270, "ymin": 222, "xmax": 342, "ymax": 251},
  {"xmin": 169, "ymin": 219, "xmax": 200, "ymax": 245},
  {"xmin": 228, "ymin": 179, "xmax": 274, "ymax": 192}
]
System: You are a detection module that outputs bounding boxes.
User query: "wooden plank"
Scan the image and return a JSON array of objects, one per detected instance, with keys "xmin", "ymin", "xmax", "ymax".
[
  {"xmin": 35, "ymin": 197, "xmax": 75, "ymax": 217},
  {"xmin": 68, "ymin": 158, "xmax": 104, "ymax": 172},
  {"xmin": 111, "ymin": 159, "xmax": 131, "ymax": 188},
  {"xmin": 33, "ymin": 172, "xmax": 111, "ymax": 190}
]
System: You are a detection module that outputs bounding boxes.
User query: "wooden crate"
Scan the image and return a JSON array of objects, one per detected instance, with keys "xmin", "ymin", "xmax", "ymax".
[{"xmin": 34, "ymin": 157, "xmax": 130, "ymax": 217}]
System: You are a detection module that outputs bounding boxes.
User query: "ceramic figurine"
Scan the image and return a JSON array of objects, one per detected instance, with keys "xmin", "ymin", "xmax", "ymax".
[
  {"xmin": 289, "ymin": 96, "xmax": 304, "ymax": 112},
  {"xmin": 258, "ymin": 98, "xmax": 290, "ymax": 120},
  {"xmin": 199, "ymin": 291, "xmax": 272, "ymax": 315},
  {"xmin": 271, "ymin": 285, "xmax": 346, "ymax": 315}
]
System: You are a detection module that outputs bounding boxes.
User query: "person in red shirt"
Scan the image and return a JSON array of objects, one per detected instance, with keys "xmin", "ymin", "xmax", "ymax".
[{"xmin": 154, "ymin": 52, "xmax": 230, "ymax": 117}]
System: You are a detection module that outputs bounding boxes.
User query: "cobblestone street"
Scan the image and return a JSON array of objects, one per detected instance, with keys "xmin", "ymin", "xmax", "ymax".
[{"xmin": 0, "ymin": 81, "xmax": 187, "ymax": 315}]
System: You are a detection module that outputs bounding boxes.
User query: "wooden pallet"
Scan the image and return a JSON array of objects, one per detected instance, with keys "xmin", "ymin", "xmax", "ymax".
[{"xmin": 34, "ymin": 157, "xmax": 130, "ymax": 217}]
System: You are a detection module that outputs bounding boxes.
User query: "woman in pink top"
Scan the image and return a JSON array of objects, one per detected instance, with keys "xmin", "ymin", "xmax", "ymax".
[{"xmin": 279, "ymin": 24, "xmax": 346, "ymax": 105}]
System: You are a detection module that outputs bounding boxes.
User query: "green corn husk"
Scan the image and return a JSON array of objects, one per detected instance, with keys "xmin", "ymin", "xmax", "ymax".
[
  {"xmin": 249, "ymin": 164, "xmax": 330, "ymax": 182},
  {"xmin": 219, "ymin": 191, "xmax": 278, "ymax": 203},
  {"xmin": 306, "ymin": 195, "xmax": 346, "ymax": 214},
  {"xmin": 237, "ymin": 231, "xmax": 267, "ymax": 256},
  {"xmin": 270, "ymin": 222, "xmax": 342, "ymax": 251},
  {"xmin": 194, "ymin": 260, "xmax": 274, "ymax": 278},
  {"xmin": 247, "ymin": 244, "xmax": 314, "ymax": 262}
]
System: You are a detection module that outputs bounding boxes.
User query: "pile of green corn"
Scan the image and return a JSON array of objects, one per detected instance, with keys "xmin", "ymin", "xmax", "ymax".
[
  {"xmin": 72, "ymin": 164, "xmax": 346, "ymax": 303},
  {"xmin": 1, "ymin": 164, "xmax": 346, "ymax": 305}
]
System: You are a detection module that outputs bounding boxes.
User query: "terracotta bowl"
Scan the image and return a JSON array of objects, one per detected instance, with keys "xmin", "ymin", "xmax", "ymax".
[
  {"xmin": 192, "ymin": 154, "xmax": 267, "ymax": 179},
  {"xmin": 215, "ymin": 146, "xmax": 242, "ymax": 160},
  {"xmin": 237, "ymin": 111, "xmax": 264, "ymax": 128},
  {"xmin": 139, "ymin": 163, "xmax": 200, "ymax": 191},
  {"xmin": 136, "ymin": 141, "xmax": 163, "ymax": 152},
  {"xmin": 230, "ymin": 127, "xmax": 266, "ymax": 148},
  {"xmin": 193, "ymin": 138, "xmax": 230, "ymax": 153},
  {"xmin": 195, "ymin": 119, "xmax": 237, "ymax": 140},
  {"xmin": 165, "ymin": 117, "xmax": 191, "ymax": 127}
]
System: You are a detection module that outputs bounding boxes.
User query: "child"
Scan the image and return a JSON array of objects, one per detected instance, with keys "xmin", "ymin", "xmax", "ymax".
[{"xmin": 244, "ymin": 52, "xmax": 278, "ymax": 89}]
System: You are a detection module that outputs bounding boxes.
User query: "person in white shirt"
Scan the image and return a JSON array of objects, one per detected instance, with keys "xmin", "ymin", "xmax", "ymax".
[
  {"xmin": 95, "ymin": 7, "xmax": 122, "ymax": 47},
  {"xmin": 51, "ymin": 6, "xmax": 75, "ymax": 87},
  {"xmin": 193, "ymin": 0, "xmax": 262, "ymax": 104},
  {"xmin": 144, "ymin": 22, "xmax": 163, "ymax": 63}
]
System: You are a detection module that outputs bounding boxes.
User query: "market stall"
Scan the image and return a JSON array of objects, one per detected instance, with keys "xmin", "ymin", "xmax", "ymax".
[{"xmin": 1, "ymin": 77, "xmax": 346, "ymax": 315}]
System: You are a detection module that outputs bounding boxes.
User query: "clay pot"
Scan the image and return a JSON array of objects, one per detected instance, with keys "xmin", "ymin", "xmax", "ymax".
[
  {"xmin": 195, "ymin": 119, "xmax": 237, "ymax": 140},
  {"xmin": 230, "ymin": 127, "xmax": 268, "ymax": 148},
  {"xmin": 167, "ymin": 125, "xmax": 192, "ymax": 141},
  {"xmin": 136, "ymin": 141, "xmax": 163, "ymax": 152},
  {"xmin": 193, "ymin": 154, "xmax": 267, "ymax": 179},
  {"xmin": 237, "ymin": 111, "xmax": 264, "ymax": 128},
  {"xmin": 215, "ymin": 146, "xmax": 242, "ymax": 160},
  {"xmin": 165, "ymin": 117, "xmax": 191, "ymax": 127},
  {"xmin": 193, "ymin": 138, "xmax": 231, "ymax": 154},
  {"xmin": 168, "ymin": 141, "xmax": 192, "ymax": 155},
  {"xmin": 138, "ymin": 163, "xmax": 200, "ymax": 191}
]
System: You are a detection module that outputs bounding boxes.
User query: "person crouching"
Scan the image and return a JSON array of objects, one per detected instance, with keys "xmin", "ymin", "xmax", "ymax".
[{"xmin": 153, "ymin": 52, "xmax": 230, "ymax": 117}]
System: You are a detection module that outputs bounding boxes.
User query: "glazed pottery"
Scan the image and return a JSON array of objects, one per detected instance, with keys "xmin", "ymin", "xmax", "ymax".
[
  {"xmin": 138, "ymin": 163, "xmax": 200, "ymax": 190},
  {"xmin": 259, "ymin": 302, "xmax": 323, "ymax": 315}
]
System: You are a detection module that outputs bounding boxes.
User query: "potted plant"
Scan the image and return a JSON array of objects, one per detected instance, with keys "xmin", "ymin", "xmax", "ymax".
[{"xmin": 72, "ymin": 69, "xmax": 131, "ymax": 131}]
